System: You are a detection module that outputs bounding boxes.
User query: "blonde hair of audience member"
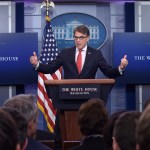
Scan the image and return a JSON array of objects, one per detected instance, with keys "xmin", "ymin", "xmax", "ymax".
[
  {"xmin": 4, "ymin": 94, "xmax": 38, "ymax": 138},
  {"xmin": 0, "ymin": 109, "xmax": 21, "ymax": 150}
]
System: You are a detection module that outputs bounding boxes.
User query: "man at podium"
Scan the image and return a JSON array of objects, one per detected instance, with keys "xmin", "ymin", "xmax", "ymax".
[
  {"xmin": 30, "ymin": 25, "xmax": 128, "ymax": 150},
  {"xmin": 30, "ymin": 25, "xmax": 128, "ymax": 79}
]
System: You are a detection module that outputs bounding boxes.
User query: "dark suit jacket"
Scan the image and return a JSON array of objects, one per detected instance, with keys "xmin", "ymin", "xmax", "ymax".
[
  {"xmin": 68, "ymin": 136, "xmax": 107, "ymax": 150},
  {"xmin": 37, "ymin": 46, "xmax": 121, "ymax": 79},
  {"xmin": 35, "ymin": 129, "xmax": 54, "ymax": 141},
  {"xmin": 26, "ymin": 137, "xmax": 53, "ymax": 150}
]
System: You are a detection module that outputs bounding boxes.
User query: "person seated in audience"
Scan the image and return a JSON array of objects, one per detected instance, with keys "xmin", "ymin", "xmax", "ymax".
[
  {"xmin": 136, "ymin": 103, "xmax": 150, "ymax": 150},
  {"xmin": 103, "ymin": 110, "xmax": 126, "ymax": 150},
  {"xmin": 68, "ymin": 98, "xmax": 108, "ymax": 150},
  {"xmin": 112, "ymin": 111, "xmax": 141, "ymax": 150},
  {"xmin": 0, "ymin": 109, "xmax": 20, "ymax": 150},
  {"xmin": 36, "ymin": 129, "xmax": 54, "ymax": 141},
  {"xmin": 143, "ymin": 96, "xmax": 150, "ymax": 110},
  {"xmin": 4, "ymin": 94, "xmax": 53, "ymax": 150},
  {"xmin": 1, "ymin": 107, "xmax": 28, "ymax": 150}
]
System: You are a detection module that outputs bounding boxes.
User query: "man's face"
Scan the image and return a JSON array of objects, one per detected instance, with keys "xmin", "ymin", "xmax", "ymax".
[{"xmin": 74, "ymin": 31, "xmax": 89, "ymax": 49}]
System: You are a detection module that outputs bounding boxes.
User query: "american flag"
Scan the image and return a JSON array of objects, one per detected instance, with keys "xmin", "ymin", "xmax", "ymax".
[{"xmin": 37, "ymin": 16, "xmax": 61, "ymax": 132}]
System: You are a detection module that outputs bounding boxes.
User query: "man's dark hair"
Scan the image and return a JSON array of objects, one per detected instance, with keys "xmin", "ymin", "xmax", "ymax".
[
  {"xmin": 143, "ymin": 97, "xmax": 150, "ymax": 110},
  {"xmin": 113, "ymin": 111, "xmax": 141, "ymax": 150},
  {"xmin": 77, "ymin": 98, "xmax": 108, "ymax": 136},
  {"xmin": 136, "ymin": 104, "xmax": 150, "ymax": 150},
  {"xmin": 73, "ymin": 25, "xmax": 90, "ymax": 36},
  {"xmin": 0, "ymin": 109, "xmax": 18, "ymax": 150},
  {"xmin": 1, "ymin": 107, "xmax": 28, "ymax": 149},
  {"xmin": 103, "ymin": 110, "xmax": 127, "ymax": 150}
]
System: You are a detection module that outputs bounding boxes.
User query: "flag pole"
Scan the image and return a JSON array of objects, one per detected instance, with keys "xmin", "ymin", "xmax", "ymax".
[{"xmin": 38, "ymin": 0, "xmax": 59, "ymax": 133}]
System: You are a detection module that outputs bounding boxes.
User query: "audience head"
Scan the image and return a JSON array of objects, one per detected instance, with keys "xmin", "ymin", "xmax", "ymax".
[
  {"xmin": 0, "ymin": 109, "xmax": 20, "ymax": 150},
  {"xmin": 77, "ymin": 98, "xmax": 108, "ymax": 136},
  {"xmin": 4, "ymin": 94, "xmax": 38, "ymax": 138},
  {"xmin": 143, "ymin": 97, "xmax": 150, "ymax": 110},
  {"xmin": 1, "ymin": 107, "xmax": 28, "ymax": 150},
  {"xmin": 136, "ymin": 104, "xmax": 150, "ymax": 150},
  {"xmin": 103, "ymin": 110, "xmax": 127, "ymax": 150},
  {"xmin": 113, "ymin": 111, "xmax": 141, "ymax": 150}
]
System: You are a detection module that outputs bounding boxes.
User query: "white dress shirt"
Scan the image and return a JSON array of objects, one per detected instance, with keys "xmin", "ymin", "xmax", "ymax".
[{"xmin": 75, "ymin": 45, "xmax": 87, "ymax": 70}]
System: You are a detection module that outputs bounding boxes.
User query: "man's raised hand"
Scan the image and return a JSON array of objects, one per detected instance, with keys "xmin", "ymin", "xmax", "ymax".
[{"xmin": 30, "ymin": 52, "xmax": 38, "ymax": 66}]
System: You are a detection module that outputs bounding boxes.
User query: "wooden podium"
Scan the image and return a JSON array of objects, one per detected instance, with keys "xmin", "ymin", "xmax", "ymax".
[{"xmin": 44, "ymin": 79, "xmax": 115, "ymax": 150}]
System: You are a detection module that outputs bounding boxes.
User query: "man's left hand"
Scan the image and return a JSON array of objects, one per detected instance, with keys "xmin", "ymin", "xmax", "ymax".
[{"xmin": 119, "ymin": 55, "xmax": 128, "ymax": 70}]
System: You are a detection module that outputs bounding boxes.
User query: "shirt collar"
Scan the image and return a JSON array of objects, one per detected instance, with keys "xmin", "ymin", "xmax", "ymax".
[{"xmin": 76, "ymin": 45, "xmax": 87, "ymax": 52}]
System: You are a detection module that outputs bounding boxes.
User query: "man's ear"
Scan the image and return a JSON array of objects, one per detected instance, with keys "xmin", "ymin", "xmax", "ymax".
[
  {"xmin": 87, "ymin": 36, "xmax": 90, "ymax": 41},
  {"xmin": 112, "ymin": 137, "xmax": 120, "ymax": 150},
  {"xmin": 136, "ymin": 144, "xmax": 140, "ymax": 150},
  {"xmin": 27, "ymin": 119, "xmax": 34, "ymax": 137},
  {"xmin": 16, "ymin": 143, "xmax": 21, "ymax": 150}
]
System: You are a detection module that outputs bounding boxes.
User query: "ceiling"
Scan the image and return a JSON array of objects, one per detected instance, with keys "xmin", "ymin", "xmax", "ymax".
[{"xmin": 1, "ymin": 0, "xmax": 149, "ymax": 3}]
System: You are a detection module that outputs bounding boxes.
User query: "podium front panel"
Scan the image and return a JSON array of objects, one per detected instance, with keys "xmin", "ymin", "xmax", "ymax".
[
  {"xmin": 59, "ymin": 84, "xmax": 100, "ymax": 99},
  {"xmin": 45, "ymin": 83, "xmax": 112, "ymax": 110}
]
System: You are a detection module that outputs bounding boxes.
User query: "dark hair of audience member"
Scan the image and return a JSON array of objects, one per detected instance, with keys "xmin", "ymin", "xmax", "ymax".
[
  {"xmin": 0, "ymin": 109, "xmax": 19, "ymax": 150},
  {"xmin": 113, "ymin": 111, "xmax": 141, "ymax": 150},
  {"xmin": 1, "ymin": 106, "xmax": 28, "ymax": 149},
  {"xmin": 103, "ymin": 110, "xmax": 127, "ymax": 150},
  {"xmin": 136, "ymin": 104, "xmax": 150, "ymax": 150},
  {"xmin": 77, "ymin": 98, "xmax": 108, "ymax": 136},
  {"xmin": 143, "ymin": 97, "xmax": 150, "ymax": 110}
]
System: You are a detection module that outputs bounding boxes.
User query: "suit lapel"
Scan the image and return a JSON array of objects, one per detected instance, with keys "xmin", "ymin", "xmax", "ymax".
[{"xmin": 70, "ymin": 47, "xmax": 79, "ymax": 73}]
